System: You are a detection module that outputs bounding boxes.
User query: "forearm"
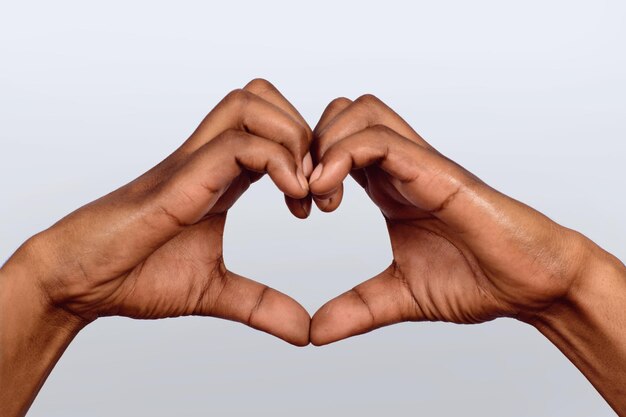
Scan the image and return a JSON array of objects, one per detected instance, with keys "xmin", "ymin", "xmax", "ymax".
[
  {"xmin": 0, "ymin": 245, "xmax": 85, "ymax": 417},
  {"xmin": 529, "ymin": 236, "xmax": 626, "ymax": 415}
]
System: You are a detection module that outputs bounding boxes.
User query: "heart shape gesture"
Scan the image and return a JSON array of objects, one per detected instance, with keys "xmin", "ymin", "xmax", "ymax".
[
  {"xmin": 2, "ymin": 79, "xmax": 625, "ymax": 417},
  {"xmin": 0, "ymin": 78, "xmax": 600, "ymax": 344}
]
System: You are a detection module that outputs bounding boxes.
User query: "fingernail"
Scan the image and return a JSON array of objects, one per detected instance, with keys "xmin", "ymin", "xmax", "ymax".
[
  {"xmin": 316, "ymin": 197, "xmax": 331, "ymax": 210},
  {"xmin": 309, "ymin": 163, "xmax": 324, "ymax": 185},
  {"xmin": 303, "ymin": 152, "xmax": 313, "ymax": 177},
  {"xmin": 300, "ymin": 198, "xmax": 312, "ymax": 217},
  {"xmin": 297, "ymin": 169, "xmax": 309, "ymax": 191}
]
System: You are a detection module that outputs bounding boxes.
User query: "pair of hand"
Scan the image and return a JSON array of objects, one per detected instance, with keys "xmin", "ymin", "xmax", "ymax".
[
  {"xmin": 12, "ymin": 78, "xmax": 586, "ymax": 347},
  {"xmin": 3, "ymin": 78, "xmax": 626, "ymax": 416}
]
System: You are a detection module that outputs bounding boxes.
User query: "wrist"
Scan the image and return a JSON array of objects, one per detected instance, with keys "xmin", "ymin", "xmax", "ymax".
[
  {"xmin": 543, "ymin": 233, "xmax": 626, "ymax": 324},
  {"xmin": 1, "ymin": 233, "xmax": 88, "ymax": 330},
  {"xmin": 528, "ymin": 234, "xmax": 626, "ymax": 414},
  {"xmin": 529, "ymin": 231, "xmax": 626, "ymax": 337},
  {"xmin": 1, "ymin": 240, "xmax": 86, "ymax": 417}
]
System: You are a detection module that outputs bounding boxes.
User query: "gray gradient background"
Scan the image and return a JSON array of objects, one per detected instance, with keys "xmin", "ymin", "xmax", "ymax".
[{"xmin": 1, "ymin": 1, "xmax": 624, "ymax": 416}]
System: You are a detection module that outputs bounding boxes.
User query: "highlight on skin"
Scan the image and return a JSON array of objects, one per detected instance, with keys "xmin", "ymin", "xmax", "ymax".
[
  {"xmin": 1, "ymin": 80, "xmax": 624, "ymax": 417},
  {"xmin": 307, "ymin": 94, "xmax": 626, "ymax": 414}
]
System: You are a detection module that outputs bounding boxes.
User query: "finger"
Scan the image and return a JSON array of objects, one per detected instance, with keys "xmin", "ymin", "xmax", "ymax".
[
  {"xmin": 115, "ymin": 217, "xmax": 311, "ymax": 346},
  {"xmin": 284, "ymin": 191, "xmax": 313, "ymax": 220},
  {"xmin": 312, "ymin": 95, "xmax": 404, "ymax": 198},
  {"xmin": 198, "ymin": 270, "xmax": 310, "ymax": 346},
  {"xmin": 243, "ymin": 78, "xmax": 312, "ymax": 150},
  {"xmin": 313, "ymin": 97, "xmax": 353, "ymax": 143},
  {"xmin": 310, "ymin": 99, "xmax": 348, "ymax": 213},
  {"xmin": 151, "ymin": 130, "xmax": 309, "ymax": 233},
  {"xmin": 312, "ymin": 181, "xmax": 343, "ymax": 213},
  {"xmin": 310, "ymin": 266, "xmax": 417, "ymax": 346},
  {"xmin": 283, "ymin": 192, "xmax": 312, "ymax": 218},
  {"xmin": 312, "ymin": 98, "xmax": 363, "ymax": 195},
  {"xmin": 308, "ymin": 97, "xmax": 353, "ymax": 211},
  {"xmin": 135, "ymin": 86, "xmax": 309, "ymax": 210},
  {"xmin": 181, "ymin": 88, "xmax": 310, "ymax": 168},
  {"xmin": 244, "ymin": 78, "xmax": 313, "ymax": 218},
  {"xmin": 309, "ymin": 125, "xmax": 489, "ymax": 230},
  {"xmin": 313, "ymin": 94, "xmax": 432, "ymax": 161}
]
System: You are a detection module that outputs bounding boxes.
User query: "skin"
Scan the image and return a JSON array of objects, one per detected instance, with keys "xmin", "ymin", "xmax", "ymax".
[
  {"xmin": 1, "ymin": 82, "xmax": 625, "ymax": 416},
  {"xmin": 0, "ymin": 79, "xmax": 314, "ymax": 416},
  {"xmin": 307, "ymin": 95, "xmax": 626, "ymax": 414}
]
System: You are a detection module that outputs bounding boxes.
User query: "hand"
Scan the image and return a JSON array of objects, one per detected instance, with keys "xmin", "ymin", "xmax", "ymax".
[
  {"xmin": 308, "ymin": 94, "xmax": 588, "ymax": 344},
  {"xmin": 3, "ymin": 87, "xmax": 625, "ymax": 417},
  {"xmin": 307, "ymin": 95, "xmax": 626, "ymax": 414},
  {"xmin": 12, "ymin": 79, "xmax": 312, "ymax": 345}
]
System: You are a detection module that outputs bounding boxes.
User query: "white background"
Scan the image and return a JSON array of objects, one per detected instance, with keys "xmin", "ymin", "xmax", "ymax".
[{"xmin": 1, "ymin": 1, "xmax": 624, "ymax": 416}]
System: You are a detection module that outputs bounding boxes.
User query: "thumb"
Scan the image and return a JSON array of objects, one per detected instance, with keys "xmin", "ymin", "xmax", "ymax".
[
  {"xmin": 196, "ymin": 270, "xmax": 311, "ymax": 346},
  {"xmin": 310, "ymin": 264, "xmax": 421, "ymax": 346}
]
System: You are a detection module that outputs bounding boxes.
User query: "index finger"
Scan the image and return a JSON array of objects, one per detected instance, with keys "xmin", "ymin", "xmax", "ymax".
[
  {"xmin": 243, "ymin": 79, "xmax": 314, "ymax": 218},
  {"xmin": 313, "ymin": 94, "xmax": 433, "ymax": 159},
  {"xmin": 181, "ymin": 88, "xmax": 310, "ymax": 167},
  {"xmin": 244, "ymin": 78, "xmax": 312, "ymax": 146},
  {"xmin": 313, "ymin": 97, "xmax": 352, "ymax": 139}
]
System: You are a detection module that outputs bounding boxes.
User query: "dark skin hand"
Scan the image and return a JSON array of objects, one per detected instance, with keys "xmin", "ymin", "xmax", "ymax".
[
  {"xmin": 1, "ymin": 83, "xmax": 625, "ymax": 416},
  {"xmin": 36, "ymin": 78, "xmax": 314, "ymax": 336},
  {"xmin": 308, "ymin": 94, "xmax": 581, "ymax": 336},
  {"xmin": 308, "ymin": 95, "xmax": 626, "ymax": 414},
  {"xmin": 0, "ymin": 79, "xmax": 314, "ymax": 416}
]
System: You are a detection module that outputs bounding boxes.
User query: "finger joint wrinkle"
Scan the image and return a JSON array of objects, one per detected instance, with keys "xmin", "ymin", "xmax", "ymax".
[
  {"xmin": 390, "ymin": 260, "xmax": 423, "ymax": 321},
  {"xmin": 194, "ymin": 261, "xmax": 222, "ymax": 313},
  {"xmin": 351, "ymin": 287, "xmax": 376, "ymax": 325},
  {"xmin": 207, "ymin": 263, "xmax": 229, "ymax": 312},
  {"xmin": 247, "ymin": 285, "xmax": 270, "ymax": 326},
  {"xmin": 430, "ymin": 185, "xmax": 463, "ymax": 215},
  {"xmin": 156, "ymin": 204, "xmax": 188, "ymax": 228}
]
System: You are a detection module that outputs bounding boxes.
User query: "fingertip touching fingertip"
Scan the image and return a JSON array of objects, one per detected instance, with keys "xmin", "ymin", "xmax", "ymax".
[
  {"xmin": 301, "ymin": 197, "xmax": 312, "ymax": 218},
  {"xmin": 287, "ymin": 334, "xmax": 311, "ymax": 347},
  {"xmin": 309, "ymin": 326, "xmax": 341, "ymax": 347},
  {"xmin": 308, "ymin": 163, "xmax": 324, "ymax": 185},
  {"xmin": 303, "ymin": 153, "xmax": 313, "ymax": 177},
  {"xmin": 296, "ymin": 169, "xmax": 309, "ymax": 192}
]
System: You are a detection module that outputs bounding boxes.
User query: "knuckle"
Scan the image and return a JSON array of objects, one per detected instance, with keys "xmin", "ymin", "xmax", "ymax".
[
  {"xmin": 257, "ymin": 136, "xmax": 291, "ymax": 161},
  {"xmin": 370, "ymin": 123, "xmax": 390, "ymax": 133},
  {"xmin": 322, "ymin": 140, "xmax": 346, "ymax": 160},
  {"xmin": 291, "ymin": 123, "xmax": 310, "ymax": 150},
  {"xmin": 355, "ymin": 93, "xmax": 380, "ymax": 107},
  {"xmin": 301, "ymin": 121, "xmax": 314, "ymax": 144},
  {"xmin": 215, "ymin": 128, "xmax": 246, "ymax": 147},
  {"xmin": 275, "ymin": 141, "xmax": 295, "ymax": 162},
  {"xmin": 313, "ymin": 133, "xmax": 332, "ymax": 157},
  {"xmin": 224, "ymin": 88, "xmax": 250, "ymax": 107},
  {"xmin": 267, "ymin": 148, "xmax": 296, "ymax": 174},
  {"xmin": 328, "ymin": 96, "xmax": 352, "ymax": 110},
  {"xmin": 277, "ymin": 121, "xmax": 309, "ymax": 154},
  {"xmin": 244, "ymin": 78, "xmax": 274, "ymax": 93},
  {"xmin": 369, "ymin": 123, "xmax": 394, "ymax": 136}
]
